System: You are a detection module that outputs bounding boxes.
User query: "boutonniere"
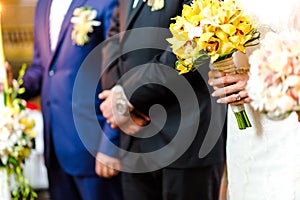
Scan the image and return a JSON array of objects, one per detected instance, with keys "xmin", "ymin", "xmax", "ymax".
[
  {"xmin": 70, "ymin": 7, "xmax": 101, "ymax": 46},
  {"xmin": 133, "ymin": 0, "xmax": 164, "ymax": 11},
  {"xmin": 144, "ymin": 0, "xmax": 164, "ymax": 11}
]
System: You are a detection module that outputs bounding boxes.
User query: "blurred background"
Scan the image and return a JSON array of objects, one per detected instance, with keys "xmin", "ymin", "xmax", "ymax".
[
  {"xmin": 1, "ymin": 1, "xmax": 49, "ymax": 199},
  {"xmin": 2, "ymin": 0, "xmax": 36, "ymax": 76}
]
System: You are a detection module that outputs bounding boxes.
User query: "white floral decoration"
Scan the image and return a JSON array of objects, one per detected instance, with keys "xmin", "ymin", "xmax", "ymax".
[
  {"xmin": 0, "ymin": 64, "xmax": 37, "ymax": 199},
  {"xmin": 70, "ymin": 7, "xmax": 101, "ymax": 46},
  {"xmin": 144, "ymin": 0, "xmax": 164, "ymax": 11},
  {"xmin": 247, "ymin": 30, "xmax": 300, "ymax": 120},
  {"xmin": 132, "ymin": 0, "xmax": 164, "ymax": 11},
  {"xmin": 0, "ymin": 107, "xmax": 34, "ymax": 165}
]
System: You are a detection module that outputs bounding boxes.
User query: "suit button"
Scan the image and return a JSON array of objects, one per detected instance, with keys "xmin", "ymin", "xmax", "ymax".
[{"xmin": 49, "ymin": 70, "xmax": 55, "ymax": 76}]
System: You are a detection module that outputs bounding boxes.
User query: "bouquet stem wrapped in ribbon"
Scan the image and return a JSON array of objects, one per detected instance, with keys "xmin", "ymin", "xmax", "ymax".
[
  {"xmin": 167, "ymin": 0, "xmax": 260, "ymax": 130},
  {"xmin": 211, "ymin": 57, "xmax": 251, "ymax": 129}
]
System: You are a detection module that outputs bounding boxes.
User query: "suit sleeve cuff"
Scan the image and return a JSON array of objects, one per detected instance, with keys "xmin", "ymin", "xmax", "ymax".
[{"xmin": 98, "ymin": 123, "xmax": 120, "ymax": 158}]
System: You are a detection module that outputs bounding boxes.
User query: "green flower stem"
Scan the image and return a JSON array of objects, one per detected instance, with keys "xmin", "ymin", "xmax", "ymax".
[
  {"xmin": 234, "ymin": 110, "xmax": 252, "ymax": 130},
  {"xmin": 230, "ymin": 104, "xmax": 252, "ymax": 130},
  {"xmin": 6, "ymin": 162, "xmax": 37, "ymax": 200}
]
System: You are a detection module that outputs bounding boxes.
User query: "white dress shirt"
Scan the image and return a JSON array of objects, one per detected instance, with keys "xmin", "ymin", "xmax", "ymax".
[
  {"xmin": 49, "ymin": 0, "xmax": 73, "ymax": 51},
  {"xmin": 132, "ymin": 0, "xmax": 139, "ymax": 9}
]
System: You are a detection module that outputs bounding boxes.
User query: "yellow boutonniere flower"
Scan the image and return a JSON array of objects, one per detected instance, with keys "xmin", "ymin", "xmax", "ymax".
[
  {"xmin": 143, "ymin": 0, "xmax": 164, "ymax": 11},
  {"xmin": 70, "ymin": 7, "xmax": 101, "ymax": 46}
]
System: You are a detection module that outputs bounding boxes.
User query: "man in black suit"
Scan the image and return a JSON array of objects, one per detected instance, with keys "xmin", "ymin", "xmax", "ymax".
[{"xmin": 99, "ymin": 0, "xmax": 227, "ymax": 199}]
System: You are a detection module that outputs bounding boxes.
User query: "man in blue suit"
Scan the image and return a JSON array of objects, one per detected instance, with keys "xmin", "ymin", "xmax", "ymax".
[{"xmin": 21, "ymin": 0, "xmax": 122, "ymax": 199}]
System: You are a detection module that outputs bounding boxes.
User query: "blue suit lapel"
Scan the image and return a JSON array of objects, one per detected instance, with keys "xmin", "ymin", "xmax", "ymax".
[
  {"xmin": 43, "ymin": 0, "xmax": 52, "ymax": 58},
  {"xmin": 55, "ymin": 0, "xmax": 88, "ymax": 50},
  {"xmin": 47, "ymin": 0, "xmax": 87, "ymax": 67}
]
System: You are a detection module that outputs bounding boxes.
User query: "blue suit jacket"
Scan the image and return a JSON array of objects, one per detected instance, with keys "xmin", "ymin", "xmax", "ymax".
[{"xmin": 22, "ymin": 0, "xmax": 118, "ymax": 176}]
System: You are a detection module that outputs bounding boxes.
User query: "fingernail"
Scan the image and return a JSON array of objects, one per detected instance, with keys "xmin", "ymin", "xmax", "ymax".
[
  {"xmin": 211, "ymin": 92, "xmax": 216, "ymax": 97},
  {"xmin": 217, "ymin": 99, "xmax": 221, "ymax": 103},
  {"xmin": 209, "ymin": 81, "xmax": 213, "ymax": 86}
]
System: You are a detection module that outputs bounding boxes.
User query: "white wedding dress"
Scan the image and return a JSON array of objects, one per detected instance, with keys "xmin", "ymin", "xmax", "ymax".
[{"xmin": 227, "ymin": 0, "xmax": 300, "ymax": 200}]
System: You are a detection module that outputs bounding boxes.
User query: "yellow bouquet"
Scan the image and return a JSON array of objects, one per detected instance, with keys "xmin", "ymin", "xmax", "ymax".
[{"xmin": 167, "ymin": 0, "xmax": 259, "ymax": 129}]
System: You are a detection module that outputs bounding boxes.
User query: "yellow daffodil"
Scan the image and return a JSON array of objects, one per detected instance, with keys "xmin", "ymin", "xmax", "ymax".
[
  {"xmin": 182, "ymin": 4, "xmax": 194, "ymax": 17},
  {"xmin": 24, "ymin": 129, "xmax": 36, "ymax": 138},
  {"xmin": 19, "ymin": 117, "xmax": 35, "ymax": 130},
  {"xmin": 220, "ymin": 24, "xmax": 236, "ymax": 36}
]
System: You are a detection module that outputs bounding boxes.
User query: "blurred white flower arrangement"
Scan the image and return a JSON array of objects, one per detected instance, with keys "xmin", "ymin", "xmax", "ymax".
[
  {"xmin": 0, "ymin": 64, "xmax": 37, "ymax": 199},
  {"xmin": 247, "ymin": 30, "xmax": 300, "ymax": 120}
]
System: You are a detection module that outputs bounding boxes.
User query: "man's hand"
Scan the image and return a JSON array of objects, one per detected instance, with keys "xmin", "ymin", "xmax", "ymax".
[
  {"xmin": 99, "ymin": 89, "xmax": 117, "ymax": 126},
  {"xmin": 99, "ymin": 87, "xmax": 150, "ymax": 135},
  {"xmin": 118, "ymin": 109, "xmax": 150, "ymax": 135},
  {"xmin": 297, "ymin": 111, "xmax": 300, "ymax": 122},
  {"xmin": 0, "ymin": 62, "xmax": 13, "ymax": 92},
  {"xmin": 208, "ymin": 70, "xmax": 251, "ymax": 105},
  {"xmin": 95, "ymin": 152, "xmax": 121, "ymax": 178}
]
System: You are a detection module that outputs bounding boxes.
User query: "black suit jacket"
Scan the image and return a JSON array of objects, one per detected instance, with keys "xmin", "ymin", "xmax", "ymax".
[{"xmin": 102, "ymin": 0, "xmax": 226, "ymax": 171}]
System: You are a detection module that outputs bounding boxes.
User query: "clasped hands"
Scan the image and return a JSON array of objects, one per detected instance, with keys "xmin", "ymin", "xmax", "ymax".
[
  {"xmin": 96, "ymin": 86, "xmax": 150, "ymax": 178},
  {"xmin": 99, "ymin": 87, "xmax": 150, "ymax": 135},
  {"xmin": 208, "ymin": 70, "xmax": 251, "ymax": 105}
]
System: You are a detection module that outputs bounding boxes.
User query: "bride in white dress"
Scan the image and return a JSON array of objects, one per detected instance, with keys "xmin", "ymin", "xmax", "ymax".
[{"xmin": 209, "ymin": 0, "xmax": 300, "ymax": 199}]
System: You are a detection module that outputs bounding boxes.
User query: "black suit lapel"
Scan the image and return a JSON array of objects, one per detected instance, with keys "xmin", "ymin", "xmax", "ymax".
[
  {"xmin": 125, "ymin": 0, "xmax": 133, "ymax": 23},
  {"xmin": 125, "ymin": 0, "xmax": 145, "ymax": 30}
]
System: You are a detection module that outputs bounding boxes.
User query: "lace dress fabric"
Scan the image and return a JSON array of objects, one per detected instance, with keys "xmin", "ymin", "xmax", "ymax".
[{"xmin": 227, "ymin": 0, "xmax": 300, "ymax": 199}]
